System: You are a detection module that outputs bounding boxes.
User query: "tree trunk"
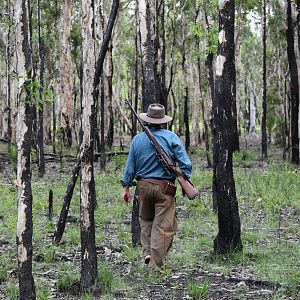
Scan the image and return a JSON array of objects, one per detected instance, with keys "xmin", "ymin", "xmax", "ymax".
[
  {"xmin": 132, "ymin": 5, "xmax": 139, "ymax": 139},
  {"xmin": 6, "ymin": 1, "xmax": 12, "ymax": 145},
  {"xmin": 192, "ymin": 64, "xmax": 201, "ymax": 146},
  {"xmin": 100, "ymin": 74, "xmax": 106, "ymax": 169},
  {"xmin": 138, "ymin": 0, "xmax": 158, "ymax": 111},
  {"xmin": 15, "ymin": 0, "xmax": 36, "ymax": 298},
  {"xmin": 52, "ymin": 91, "xmax": 56, "ymax": 154},
  {"xmin": 80, "ymin": 0, "xmax": 97, "ymax": 289},
  {"xmin": 235, "ymin": 13, "xmax": 242, "ymax": 137},
  {"xmin": 106, "ymin": 45, "xmax": 114, "ymax": 149},
  {"xmin": 37, "ymin": 0, "xmax": 45, "ymax": 175},
  {"xmin": 261, "ymin": 0, "xmax": 268, "ymax": 159},
  {"xmin": 159, "ymin": 0, "xmax": 168, "ymax": 110},
  {"xmin": 180, "ymin": 7, "xmax": 190, "ymax": 151},
  {"xmin": 249, "ymin": 84, "xmax": 256, "ymax": 133},
  {"xmin": 53, "ymin": 155, "xmax": 81, "ymax": 244},
  {"xmin": 297, "ymin": 0, "xmax": 300, "ymax": 163},
  {"xmin": 287, "ymin": 0, "xmax": 300, "ymax": 164},
  {"xmin": 59, "ymin": 0, "xmax": 73, "ymax": 147},
  {"xmin": 213, "ymin": 0, "xmax": 242, "ymax": 254}
]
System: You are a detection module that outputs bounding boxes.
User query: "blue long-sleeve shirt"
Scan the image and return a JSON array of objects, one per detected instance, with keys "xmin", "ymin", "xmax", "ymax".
[{"xmin": 121, "ymin": 127, "xmax": 192, "ymax": 187}]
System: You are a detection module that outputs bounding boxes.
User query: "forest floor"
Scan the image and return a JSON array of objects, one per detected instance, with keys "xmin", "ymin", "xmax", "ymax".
[{"xmin": 0, "ymin": 140, "xmax": 300, "ymax": 299}]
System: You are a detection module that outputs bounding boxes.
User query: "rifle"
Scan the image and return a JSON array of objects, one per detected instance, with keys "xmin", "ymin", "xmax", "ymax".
[{"xmin": 125, "ymin": 100, "xmax": 200, "ymax": 200}]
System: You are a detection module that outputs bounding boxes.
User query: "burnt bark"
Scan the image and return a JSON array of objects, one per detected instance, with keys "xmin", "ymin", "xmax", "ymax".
[
  {"xmin": 100, "ymin": 74, "xmax": 106, "ymax": 169},
  {"xmin": 80, "ymin": 0, "xmax": 97, "ymax": 289},
  {"xmin": 37, "ymin": 0, "xmax": 45, "ymax": 175},
  {"xmin": 6, "ymin": 2, "xmax": 12, "ymax": 146},
  {"xmin": 131, "ymin": 1, "xmax": 141, "ymax": 246},
  {"xmin": 287, "ymin": 0, "xmax": 299, "ymax": 164},
  {"xmin": 180, "ymin": 7, "xmax": 190, "ymax": 151},
  {"xmin": 131, "ymin": 191, "xmax": 141, "ymax": 246},
  {"xmin": 52, "ymin": 92, "xmax": 56, "ymax": 154},
  {"xmin": 106, "ymin": 45, "xmax": 114, "ymax": 149},
  {"xmin": 261, "ymin": 0, "xmax": 268, "ymax": 159},
  {"xmin": 132, "ymin": 7, "xmax": 139, "ymax": 139},
  {"xmin": 53, "ymin": 155, "xmax": 81, "ymax": 244},
  {"xmin": 16, "ymin": 0, "xmax": 36, "ymax": 298},
  {"xmin": 138, "ymin": 0, "xmax": 158, "ymax": 112},
  {"xmin": 213, "ymin": 0, "xmax": 242, "ymax": 254},
  {"xmin": 48, "ymin": 189, "xmax": 53, "ymax": 222}
]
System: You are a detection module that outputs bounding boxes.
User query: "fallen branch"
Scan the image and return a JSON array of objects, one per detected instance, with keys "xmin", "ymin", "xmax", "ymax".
[{"xmin": 53, "ymin": 154, "xmax": 81, "ymax": 244}]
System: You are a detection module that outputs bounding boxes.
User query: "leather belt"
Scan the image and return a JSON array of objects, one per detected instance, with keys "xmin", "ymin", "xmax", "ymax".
[
  {"xmin": 139, "ymin": 178, "xmax": 176, "ymax": 197},
  {"xmin": 141, "ymin": 178, "xmax": 174, "ymax": 185}
]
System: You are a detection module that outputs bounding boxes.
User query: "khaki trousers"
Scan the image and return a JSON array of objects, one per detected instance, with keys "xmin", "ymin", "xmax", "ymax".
[{"xmin": 136, "ymin": 181, "xmax": 178, "ymax": 270}]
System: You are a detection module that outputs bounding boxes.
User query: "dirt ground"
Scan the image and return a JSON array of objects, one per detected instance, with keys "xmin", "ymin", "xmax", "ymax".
[{"xmin": 0, "ymin": 142, "xmax": 300, "ymax": 299}]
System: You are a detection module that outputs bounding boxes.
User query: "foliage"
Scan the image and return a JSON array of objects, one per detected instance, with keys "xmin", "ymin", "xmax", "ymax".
[
  {"xmin": 98, "ymin": 263, "xmax": 114, "ymax": 293},
  {"xmin": 56, "ymin": 271, "xmax": 79, "ymax": 292},
  {"xmin": 4, "ymin": 283, "xmax": 19, "ymax": 300},
  {"xmin": 187, "ymin": 279, "xmax": 210, "ymax": 300}
]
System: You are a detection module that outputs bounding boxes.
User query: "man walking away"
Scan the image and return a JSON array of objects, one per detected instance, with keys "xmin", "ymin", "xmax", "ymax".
[{"xmin": 121, "ymin": 103, "xmax": 193, "ymax": 271}]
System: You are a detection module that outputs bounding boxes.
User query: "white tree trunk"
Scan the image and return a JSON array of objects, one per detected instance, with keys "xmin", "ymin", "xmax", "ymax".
[
  {"xmin": 192, "ymin": 64, "xmax": 201, "ymax": 146},
  {"xmin": 80, "ymin": 0, "xmax": 97, "ymax": 289},
  {"xmin": 59, "ymin": 0, "xmax": 73, "ymax": 144},
  {"xmin": 249, "ymin": 86, "xmax": 256, "ymax": 133}
]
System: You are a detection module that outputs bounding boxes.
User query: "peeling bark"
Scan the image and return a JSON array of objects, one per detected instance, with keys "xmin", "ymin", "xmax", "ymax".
[
  {"xmin": 59, "ymin": 0, "xmax": 73, "ymax": 147},
  {"xmin": 80, "ymin": 0, "xmax": 97, "ymax": 289},
  {"xmin": 15, "ymin": 0, "xmax": 35, "ymax": 298}
]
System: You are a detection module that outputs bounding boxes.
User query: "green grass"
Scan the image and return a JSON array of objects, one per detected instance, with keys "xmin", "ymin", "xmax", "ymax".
[
  {"xmin": 4, "ymin": 283, "xmax": 19, "ymax": 300},
  {"xmin": 98, "ymin": 263, "xmax": 114, "ymax": 293},
  {"xmin": 0, "ymin": 149, "xmax": 299, "ymax": 298},
  {"xmin": 56, "ymin": 270, "xmax": 79, "ymax": 292},
  {"xmin": 187, "ymin": 279, "xmax": 210, "ymax": 299}
]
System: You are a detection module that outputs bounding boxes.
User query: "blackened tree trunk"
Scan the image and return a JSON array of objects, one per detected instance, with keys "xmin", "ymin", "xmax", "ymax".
[
  {"xmin": 80, "ymin": 0, "xmax": 97, "ymax": 289},
  {"xmin": 213, "ymin": 0, "xmax": 242, "ymax": 254},
  {"xmin": 6, "ymin": 1, "xmax": 12, "ymax": 146},
  {"xmin": 158, "ymin": 0, "xmax": 168, "ymax": 111},
  {"xmin": 15, "ymin": 0, "xmax": 36, "ymax": 298},
  {"xmin": 138, "ymin": 0, "xmax": 158, "ymax": 112},
  {"xmin": 287, "ymin": 0, "xmax": 299, "ymax": 164},
  {"xmin": 52, "ymin": 96, "xmax": 56, "ymax": 154},
  {"xmin": 37, "ymin": 0, "xmax": 45, "ymax": 175},
  {"xmin": 100, "ymin": 74, "xmax": 106, "ymax": 169},
  {"xmin": 132, "ymin": 5, "xmax": 139, "ymax": 139},
  {"xmin": 53, "ymin": 155, "xmax": 81, "ymax": 244},
  {"xmin": 261, "ymin": 0, "xmax": 268, "ymax": 159},
  {"xmin": 106, "ymin": 45, "xmax": 114, "ymax": 149},
  {"xmin": 131, "ymin": 4, "xmax": 141, "ymax": 247},
  {"xmin": 180, "ymin": 7, "xmax": 190, "ymax": 151}
]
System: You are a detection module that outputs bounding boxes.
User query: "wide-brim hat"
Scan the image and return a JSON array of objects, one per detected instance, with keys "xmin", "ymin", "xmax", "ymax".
[{"xmin": 139, "ymin": 103, "xmax": 172, "ymax": 124}]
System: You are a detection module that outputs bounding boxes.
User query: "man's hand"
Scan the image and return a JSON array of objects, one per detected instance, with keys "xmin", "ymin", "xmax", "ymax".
[{"xmin": 122, "ymin": 186, "xmax": 131, "ymax": 204}]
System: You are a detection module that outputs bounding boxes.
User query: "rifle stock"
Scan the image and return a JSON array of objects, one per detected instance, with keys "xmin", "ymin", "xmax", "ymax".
[{"xmin": 176, "ymin": 175, "xmax": 200, "ymax": 200}]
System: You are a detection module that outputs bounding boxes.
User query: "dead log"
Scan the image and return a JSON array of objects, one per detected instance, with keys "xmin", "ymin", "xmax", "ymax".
[{"xmin": 53, "ymin": 155, "xmax": 81, "ymax": 244}]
